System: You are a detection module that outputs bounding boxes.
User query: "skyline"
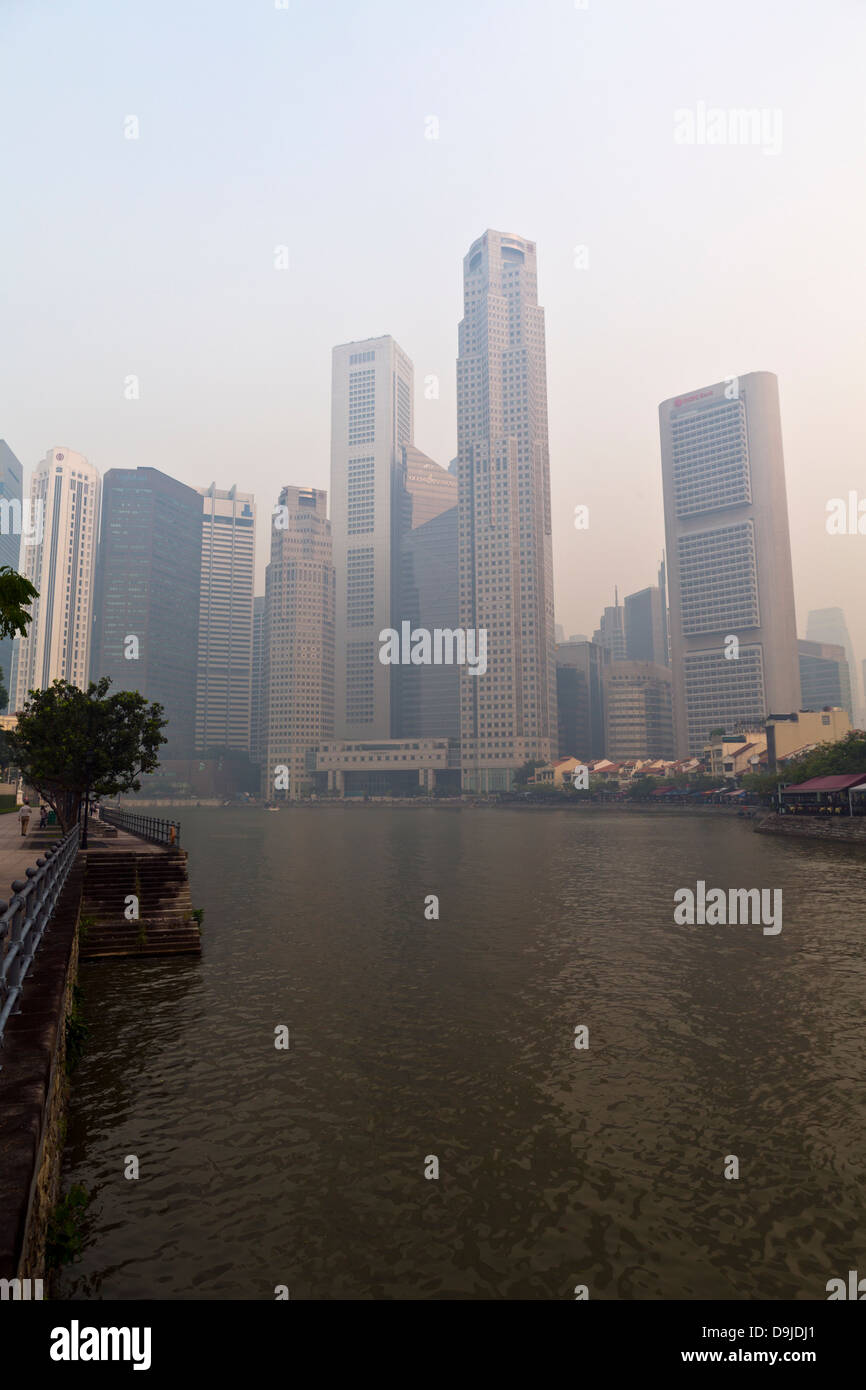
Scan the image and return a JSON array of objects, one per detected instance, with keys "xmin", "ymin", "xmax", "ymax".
[{"xmin": 2, "ymin": 0, "xmax": 864, "ymax": 666}]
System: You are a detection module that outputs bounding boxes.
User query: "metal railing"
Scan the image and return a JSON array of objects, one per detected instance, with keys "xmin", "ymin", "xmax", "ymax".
[
  {"xmin": 100, "ymin": 806, "xmax": 181, "ymax": 848},
  {"xmin": 0, "ymin": 823, "xmax": 81, "ymax": 1059}
]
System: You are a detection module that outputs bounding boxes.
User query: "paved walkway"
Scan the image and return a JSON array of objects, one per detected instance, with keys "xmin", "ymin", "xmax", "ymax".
[
  {"xmin": 0, "ymin": 809, "xmax": 46, "ymax": 900},
  {"xmin": 0, "ymin": 813, "xmax": 170, "ymax": 901}
]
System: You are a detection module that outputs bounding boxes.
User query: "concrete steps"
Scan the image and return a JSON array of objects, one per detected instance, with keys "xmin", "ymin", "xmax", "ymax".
[{"xmin": 80, "ymin": 848, "xmax": 201, "ymax": 961}]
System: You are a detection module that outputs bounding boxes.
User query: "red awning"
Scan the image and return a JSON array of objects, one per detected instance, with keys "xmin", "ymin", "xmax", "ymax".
[{"xmin": 783, "ymin": 774, "xmax": 866, "ymax": 792}]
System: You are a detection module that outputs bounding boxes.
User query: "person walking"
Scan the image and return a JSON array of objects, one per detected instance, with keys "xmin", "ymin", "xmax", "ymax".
[{"xmin": 18, "ymin": 799, "xmax": 32, "ymax": 837}]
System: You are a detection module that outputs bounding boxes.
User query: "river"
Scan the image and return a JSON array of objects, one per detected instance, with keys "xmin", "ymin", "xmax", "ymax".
[{"xmin": 56, "ymin": 807, "xmax": 866, "ymax": 1300}]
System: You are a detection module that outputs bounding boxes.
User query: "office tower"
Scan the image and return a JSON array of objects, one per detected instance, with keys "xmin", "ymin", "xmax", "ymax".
[
  {"xmin": 660, "ymin": 373, "xmax": 800, "ymax": 755},
  {"xmin": 625, "ymin": 563, "xmax": 669, "ymax": 666},
  {"xmin": 593, "ymin": 593, "xmax": 627, "ymax": 659},
  {"xmin": 395, "ymin": 505, "xmax": 460, "ymax": 740},
  {"xmin": 603, "ymin": 660, "xmax": 674, "ymax": 759},
  {"xmin": 806, "ymin": 608, "xmax": 861, "ymax": 725},
  {"xmin": 797, "ymin": 639, "xmax": 852, "ymax": 719},
  {"xmin": 555, "ymin": 623, "xmax": 565, "ymax": 645},
  {"xmin": 262, "ymin": 487, "xmax": 334, "ymax": 799},
  {"xmin": 195, "ymin": 484, "xmax": 255, "ymax": 754},
  {"xmin": 390, "ymin": 445, "xmax": 459, "ymax": 739},
  {"xmin": 331, "ymin": 335, "xmax": 414, "ymax": 740},
  {"xmin": 0, "ymin": 441, "xmax": 23, "ymax": 709},
  {"xmin": 91, "ymin": 468, "xmax": 201, "ymax": 756},
  {"xmin": 400, "ymin": 445, "xmax": 458, "ymax": 528},
  {"xmin": 568, "ymin": 633, "xmax": 588, "ymax": 644},
  {"xmin": 11, "ymin": 448, "xmax": 101, "ymax": 709},
  {"xmin": 456, "ymin": 229, "xmax": 556, "ymax": 791},
  {"xmin": 556, "ymin": 640, "xmax": 607, "ymax": 759},
  {"xmin": 250, "ymin": 596, "xmax": 266, "ymax": 765}
]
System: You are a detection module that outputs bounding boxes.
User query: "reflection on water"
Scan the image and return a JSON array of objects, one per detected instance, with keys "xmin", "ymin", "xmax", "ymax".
[{"xmin": 57, "ymin": 807, "xmax": 866, "ymax": 1299}]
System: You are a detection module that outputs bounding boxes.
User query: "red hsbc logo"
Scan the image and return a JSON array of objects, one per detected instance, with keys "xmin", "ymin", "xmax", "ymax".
[{"xmin": 673, "ymin": 390, "xmax": 714, "ymax": 408}]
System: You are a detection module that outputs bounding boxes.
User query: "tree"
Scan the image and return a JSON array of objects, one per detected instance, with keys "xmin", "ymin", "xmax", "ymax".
[
  {"xmin": 513, "ymin": 758, "xmax": 546, "ymax": 787},
  {"xmin": 0, "ymin": 565, "xmax": 38, "ymax": 641},
  {"xmin": 9, "ymin": 677, "xmax": 167, "ymax": 831},
  {"xmin": 627, "ymin": 776, "xmax": 659, "ymax": 800},
  {"xmin": 781, "ymin": 730, "xmax": 866, "ymax": 781}
]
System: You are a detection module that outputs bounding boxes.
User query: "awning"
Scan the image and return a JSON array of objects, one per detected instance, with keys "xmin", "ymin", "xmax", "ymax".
[{"xmin": 782, "ymin": 774, "xmax": 866, "ymax": 793}]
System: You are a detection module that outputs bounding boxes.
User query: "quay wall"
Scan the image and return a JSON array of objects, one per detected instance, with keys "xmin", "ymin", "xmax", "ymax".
[
  {"xmin": 754, "ymin": 813, "xmax": 866, "ymax": 845},
  {"xmin": 0, "ymin": 858, "xmax": 84, "ymax": 1285}
]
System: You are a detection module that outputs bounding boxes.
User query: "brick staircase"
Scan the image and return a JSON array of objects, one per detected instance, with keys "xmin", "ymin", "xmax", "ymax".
[{"xmin": 79, "ymin": 848, "xmax": 201, "ymax": 960}]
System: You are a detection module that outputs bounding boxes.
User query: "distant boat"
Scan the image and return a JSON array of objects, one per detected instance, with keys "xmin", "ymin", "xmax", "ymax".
[{"xmin": 266, "ymin": 805, "xmax": 280, "ymax": 812}]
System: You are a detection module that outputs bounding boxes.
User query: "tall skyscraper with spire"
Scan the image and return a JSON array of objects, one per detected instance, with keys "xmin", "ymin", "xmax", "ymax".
[{"xmin": 456, "ymin": 230, "xmax": 556, "ymax": 791}]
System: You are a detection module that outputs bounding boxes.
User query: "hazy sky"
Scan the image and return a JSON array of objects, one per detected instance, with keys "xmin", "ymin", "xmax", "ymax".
[{"xmin": 2, "ymin": 0, "xmax": 864, "ymax": 680}]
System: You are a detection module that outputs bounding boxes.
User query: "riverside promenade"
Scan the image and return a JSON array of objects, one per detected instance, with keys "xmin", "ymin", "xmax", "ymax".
[
  {"xmin": 0, "ymin": 808, "xmax": 165, "ymax": 896},
  {"xmin": 0, "ymin": 807, "xmax": 198, "ymax": 1289}
]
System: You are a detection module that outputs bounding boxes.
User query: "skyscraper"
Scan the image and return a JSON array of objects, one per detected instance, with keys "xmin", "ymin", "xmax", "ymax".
[
  {"xmin": 331, "ymin": 335, "xmax": 414, "ymax": 740},
  {"xmin": 556, "ymin": 640, "xmax": 607, "ymax": 759},
  {"xmin": 250, "ymin": 595, "xmax": 266, "ymax": 766},
  {"xmin": 392, "ymin": 445, "xmax": 459, "ymax": 740},
  {"xmin": 456, "ymin": 230, "xmax": 556, "ymax": 791},
  {"xmin": 195, "ymin": 484, "xmax": 256, "ymax": 754},
  {"xmin": 262, "ymin": 487, "xmax": 334, "ymax": 800},
  {"xmin": 593, "ymin": 592, "xmax": 627, "ymax": 659},
  {"xmin": 660, "ymin": 373, "xmax": 800, "ymax": 755},
  {"xmin": 797, "ymin": 639, "xmax": 852, "ymax": 719},
  {"xmin": 11, "ymin": 448, "xmax": 101, "ymax": 709},
  {"xmin": 603, "ymin": 660, "xmax": 674, "ymax": 759},
  {"xmin": 624, "ymin": 560, "xmax": 669, "ymax": 666},
  {"xmin": 806, "ymin": 608, "xmax": 861, "ymax": 726},
  {"xmin": 0, "ymin": 441, "xmax": 23, "ymax": 709},
  {"xmin": 91, "ymin": 467, "xmax": 202, "ymax": 757},
  {"xmin": 395, "ymin": 504, "xmax": 460, "ymax": 740}
]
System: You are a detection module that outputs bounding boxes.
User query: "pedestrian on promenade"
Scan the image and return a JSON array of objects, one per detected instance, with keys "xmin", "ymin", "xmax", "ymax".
[
  {"xmin": 18, "ymin": 799, "xmax": 32, "ymax": 837},
  {"xmin": 39, "ymin": 805, "xmax": 48, "ymax": 829}
]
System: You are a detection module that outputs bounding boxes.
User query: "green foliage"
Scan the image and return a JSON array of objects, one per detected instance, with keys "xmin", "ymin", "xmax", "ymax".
[
  {"xmin": 626, "ymin": 776, "xmax": 659, "ymax": 800},
  {"xmin": 779, "ymin": 730, "xmax": 866, "ymax": 783},
  {"xmin": 46, "ymin": 1184, "xmax": 89, "ymax": 1269},
  {"xmin": 513, "ymin": 758, "xmax": 546, "ymax": 787},
  {"xmin": 0, "ymin": 565, "xmax": 38, "ymax": 640},
  {"xmin": 740, "ymin": 769, "xmax": 781, "ymax": 796},
  {"xmin": 191, "ymin": 907, "xmax": 204, "ymax": 927},
  {"xmin": 8, "ymin": 677, "xmax": 167, "ymax": 831}
]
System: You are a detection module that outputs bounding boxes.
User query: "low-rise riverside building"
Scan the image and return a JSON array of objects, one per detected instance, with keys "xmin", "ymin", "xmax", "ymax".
[
  {"xmin": 703, "ymin": 731, "xmax": 767, "ymax": 780},
  {"xmin": 528, "ymin": 756, "xmax": 583, "ymax": 788},
  {"xmin": 765, "ymin": 708, "xmax": 851, "ymax": 770},
  {"xmin": 316, "ymin": 738, "xmax": 460, "ymax": 796}
]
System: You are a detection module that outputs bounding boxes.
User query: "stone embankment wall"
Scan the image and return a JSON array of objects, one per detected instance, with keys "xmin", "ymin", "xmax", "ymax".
[
  {"xmin": 754, "ymin": 813, "xmax": 866, "ymax": 845},
  {"xmin": 0, "ymin": 858, "xmax": 84, "ymax": 1284}
]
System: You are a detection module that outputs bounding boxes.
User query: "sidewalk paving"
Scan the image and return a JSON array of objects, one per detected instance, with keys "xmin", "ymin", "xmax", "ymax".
[
  {"xmin": 0, "ymin": 812, "xmax": 167, "ymax": 903},
  {"xmin": 0, "ymin": 810, "xmax": 48, "ymax": 901}
]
